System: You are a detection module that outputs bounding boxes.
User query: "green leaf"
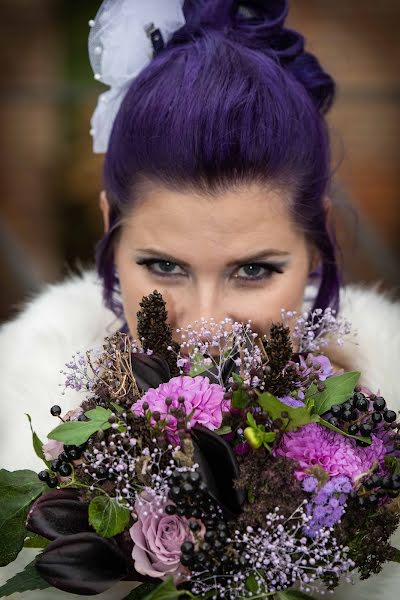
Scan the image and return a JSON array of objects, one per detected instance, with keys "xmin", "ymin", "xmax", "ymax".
[
  {"xmin": 48, "ymin": 406, "xmax": 112, "ymax": 446},
  {"xmin": 188, "ymin": 353, "xmax": 209, "ymax": 377},
  {"xmin": 246, "ymin": 412, "xmax": 258, "ymax": 429},
  {"xmin": 25, "ymin": 414, "xmax": 49, "ymax": 467},
  {"xmin": 214, "ymin": 425, "xmax": 232, "ymax": 436},
  {"xmin": 141, "ymin": 578, "xmax": 193, "ymax": 600},
  {"xmin": 245, "ymin": 572, "xmax": 259, "ymax": 593},
  {"xmin": 257, "ymin": 392, "xmax": 318, "ymax": 431},
  {"xmin": 23, "ymin": 533, "xmax": 50, "ymax": 549},
  {"xmin": 111, "ymin": 402, "xmax": 125, "ymax": 414},
  {"xmin": 320, "ymin": 418, "xmax": 371, "ymax": 445},
  {"xmin": 277, "ymin": 591, "xmax": 315, "ymax": 600},
  {"xmin": 0, "ymin": 559, "xmax": 50, "ymax": 597},
  {"xmin": 121, "ymin": 582, "xmax": 159, "ymax": 600},
  {"xmin": 232, "ymin": 387, "xmax": 248, "ymax": 410},
  {"xmin": 0, "ymin": 470, "xmax": 45, "ymax": 567},
  {"xmin": 88, "ymin": 495, "xmax": 131, "ymax": 538},
  {"xmin": 262, "ymin": 432, "xmax": 277, "ymax": 443},
  {"xmin": 311, "ymin": 371, "xmax": 361, "ymax": 416}
]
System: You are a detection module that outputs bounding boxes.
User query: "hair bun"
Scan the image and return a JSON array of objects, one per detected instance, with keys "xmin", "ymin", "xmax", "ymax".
[{"xmin": 169, "ymin": 1, "xmax": 334, "ymax": 114}]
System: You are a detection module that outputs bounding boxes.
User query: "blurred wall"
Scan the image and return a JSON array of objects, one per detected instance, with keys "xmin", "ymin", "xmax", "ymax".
[{"xmin": 0, "ymin": 0, "xmax": 399, "ymax": 323}]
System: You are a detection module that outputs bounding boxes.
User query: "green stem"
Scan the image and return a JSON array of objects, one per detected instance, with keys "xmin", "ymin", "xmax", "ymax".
[{"xmin": 60, "ymin": 464, "xmax": 109, "ymax": 496}]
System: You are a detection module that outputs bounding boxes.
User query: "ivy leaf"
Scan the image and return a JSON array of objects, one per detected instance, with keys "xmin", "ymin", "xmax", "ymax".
[
  {"xmin": 0, "ymin": 559, "xmax": 50, "ymax": 597},
  {"xmin": 277, "ymin": 591, "xmax": 315, "ymax": 599},
  {"xmin": 25, "ymin": 413, "xmax": 49, "ymax": 467},
  {"xmin": 0, "ymin": 470, "xmax": 45, "ymax": 566},
  {"xmin": 257, "ymin": 392, "xmax": 318, "ymax": 431},
  {"xmin": 310, "ymin": 371, "xmax": 361, "ymax": 416},
  {"xmin": 88, "ymin": 495, "xmax": 131, "ymax": 538},
  {"xmin": 47, "ymin": 406, "xmax": 112, "ymax": 446},
  {"xmin": 320, "ymin": 418, "xmax": 371, "ymax": 445},
  {"xmin": 141, "ymin": 578, "xmax": 193, "ymax": 600}
]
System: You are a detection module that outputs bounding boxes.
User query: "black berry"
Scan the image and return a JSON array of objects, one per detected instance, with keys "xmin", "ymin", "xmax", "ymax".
[
  {"xmin": 58, "ymin": 463, "xmax": 72, "ymax": 477},
  {"xmin": 47, "ymin": 475, "xmax": 58, "ymax": 488},
  {"xmin": 355, "ymin": 397, "xmax": 368, "ymax": 411},
  {"xmin": 38, "ymin": 470, "xmax": 49, "ymax": 482},
  {"xmin": 372, "ymin": 412, "xmax": 383, "ymax": 424},
  {"xmin": 51, "ymin": 458, "xmax": 62, "ymax": 472},
  {"xmin": 50, "ymin": 405, "xmax": 62, "ymax": 417},
  {"xmin": 384, "ymin": 410, "xmax": 397, "ymax": 423},
  {"xmin": 373, "ymin": 397, "xmax": 386, "ymax": 411},
  {"xmin": 360, "ymin": 423, "xmax": 373, "ymax": 436},
  {"xmin": 348, "ymin": 424, "xmax": 359, "ymax": 435}
]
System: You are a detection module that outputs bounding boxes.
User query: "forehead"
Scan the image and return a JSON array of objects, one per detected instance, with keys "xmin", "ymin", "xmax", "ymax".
[{"xmin": 121, "ymin": 181, "xmax": 304, "ymax": 259}]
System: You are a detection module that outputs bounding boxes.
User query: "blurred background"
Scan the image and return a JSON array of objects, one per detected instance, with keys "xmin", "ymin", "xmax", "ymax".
[{"xmin": 0, "ymin": 0, "xmax": 399, "ymax": 323}]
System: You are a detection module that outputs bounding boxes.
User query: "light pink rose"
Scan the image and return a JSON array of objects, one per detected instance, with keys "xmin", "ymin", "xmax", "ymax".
[
  {"xmin": 42, "ymin": 439, "xmax": 64, "ymax": 461},
  {"xmin": 130, "ymin": 491, "xmax": 192, "ymax": 579}
]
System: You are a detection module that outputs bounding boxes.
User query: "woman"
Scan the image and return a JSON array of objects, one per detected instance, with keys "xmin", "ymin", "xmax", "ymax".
[{"xmin": 0, "ymin": 1, "xmax": 399, "ymax": 598}]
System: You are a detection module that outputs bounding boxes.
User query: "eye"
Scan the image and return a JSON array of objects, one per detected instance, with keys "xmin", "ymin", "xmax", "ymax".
[
  {"xmin": 136, "ymin": 258, "xmax": 186, "ymax": 278},
  {"xmin": 233, "ymin": 262, "xmax": 284, "ymax": 282}
]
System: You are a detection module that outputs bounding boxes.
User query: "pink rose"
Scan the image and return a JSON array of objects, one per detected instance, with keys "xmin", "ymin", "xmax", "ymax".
[{"xmin": 130, "ymin": 491, "xmax": 191, "ymax": 579}]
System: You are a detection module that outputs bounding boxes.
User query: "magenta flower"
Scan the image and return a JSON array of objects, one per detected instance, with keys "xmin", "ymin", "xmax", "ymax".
[
  {"xmin": 130, "ymin": 491, "xmax": 192, "ymax": 579},
  {"xmin": 274, "ymin": 423, "xmax": 386, "ymax": 481},
  {"xmin": 132, "ymin": 376, "xmax": 229, "ymax": 444}
]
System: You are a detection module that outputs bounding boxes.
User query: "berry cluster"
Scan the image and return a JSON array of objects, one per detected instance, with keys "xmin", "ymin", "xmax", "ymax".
[
  {"xmin": 165, "ymin": 470, "xmax": 234, "ymax": 573},
  {"xmin": 326, "ymin": 391, "xmax": 399, "ymax": 444},
  {"xmin": 356, "ymin": 472, "xmax": 400, "ymax": 508},
  {"xmin": 38, "ymin": 405, "xmax": 87, "ymax": 487}
]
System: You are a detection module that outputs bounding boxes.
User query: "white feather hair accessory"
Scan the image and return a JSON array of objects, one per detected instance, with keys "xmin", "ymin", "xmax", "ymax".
[{"xmin": 88, "ymin": 0, "xmax": 186, "ymax": 153}]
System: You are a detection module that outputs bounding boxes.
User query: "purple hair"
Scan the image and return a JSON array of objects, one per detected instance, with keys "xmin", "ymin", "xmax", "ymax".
[{"xmin": 96, "ymin": 0, "xmax": 341, "ymax": 321}]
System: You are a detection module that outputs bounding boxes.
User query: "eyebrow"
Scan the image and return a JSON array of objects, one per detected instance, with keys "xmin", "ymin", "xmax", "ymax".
[{"xmin": 134, "ymin": 248, "xmax": 290, "ymax": 268}]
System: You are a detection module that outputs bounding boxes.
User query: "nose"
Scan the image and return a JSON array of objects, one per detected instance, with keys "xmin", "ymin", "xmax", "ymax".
[{"xmin": 171, "ymin": 287, "xmax": 235, "ymax": 350}]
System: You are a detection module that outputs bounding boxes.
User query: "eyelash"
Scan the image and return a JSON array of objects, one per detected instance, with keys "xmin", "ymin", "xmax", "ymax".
[{"xmin": 135, "ymin": 258, "xmax": 285, "ymax": 283}]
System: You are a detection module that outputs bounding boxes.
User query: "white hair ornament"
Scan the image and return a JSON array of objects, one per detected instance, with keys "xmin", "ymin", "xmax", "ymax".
[{"xmin": 88, "ymin": 0, "xmax": 186, "ymax": 153}]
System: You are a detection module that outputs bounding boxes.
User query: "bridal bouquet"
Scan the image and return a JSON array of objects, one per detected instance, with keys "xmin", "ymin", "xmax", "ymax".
[{"xmin": 1, "ymin": 292, "xmax": 399, "ymax": 599}]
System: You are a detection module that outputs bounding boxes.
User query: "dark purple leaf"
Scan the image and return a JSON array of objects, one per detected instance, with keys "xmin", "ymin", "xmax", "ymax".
[
  {"xmin": 35, "ymin": 532, "xmax": 130, "ymax": 595},
  {"xmin": 131, "ymin": 353, "xmax": 171, "ymax": 391},
  {"xmin": 192, "ymin": 425, "xmax": 246, "ymax": 516},
  {"xmin": 26, "ymin": 489, "xmax": 91, "ymax": 540}
]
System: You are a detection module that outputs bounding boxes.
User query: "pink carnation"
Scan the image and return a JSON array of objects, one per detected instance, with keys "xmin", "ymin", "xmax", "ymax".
[
  {"xmin": 274, "ymin": 423, "xmax": 386, "ymax": 481},
  {"xmin": 132, "ymin": 376, "xmax": 229, "ymax": 444},
  {"xmin": 42, "ymin": 439, "xmax": 64, "ymax": 461},
  {"xmin": 130, "ymin": 491, "xmax": 192, "ymax": 580}
]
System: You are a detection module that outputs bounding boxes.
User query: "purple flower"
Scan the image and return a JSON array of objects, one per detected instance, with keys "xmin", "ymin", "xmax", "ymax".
[
  {"xmin": 302, "ymin": 476, "xmax": 318, "ymax": 492},
  {"xmin": 132, "ymin": 376, "xmax": 229, "ymax": 444},
  {"xmin": 304, "ymin": 475, "xmax": 352, "ymax": 537},
  {"xmin": 130, "ymin": 490, "xmax": 192, "ymax": 580},
  {"xmin": 279, "ymin": 395, "xmax": 305, "ymax": 408},
  {"xmin": 274, "ymin": 423, "xmax": 386, "ymax": 482},
  {"xmin": 299, "ymin": 354, "xmax": 335, "ymax": 381},
  {"xmin": 234, "ymin": 442, "xmax": 251, "ymax": 456}
]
